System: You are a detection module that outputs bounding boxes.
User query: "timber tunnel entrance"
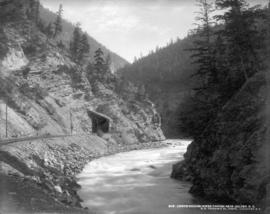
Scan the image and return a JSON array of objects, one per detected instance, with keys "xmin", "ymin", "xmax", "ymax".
[{"xmin": 87, "ymin": 110, "xmax": 111, "ymax": 136}]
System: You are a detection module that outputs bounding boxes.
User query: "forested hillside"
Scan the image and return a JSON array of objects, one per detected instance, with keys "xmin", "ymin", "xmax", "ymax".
[
  {"xmin": 40, "ymin": 6, "xmax": 128, "ymax": 72},
  {"xmin": 0, "ymin": 0, "xmax": 164, "ymax": 212},
  {"xmin": 119, "ymin": 36, "xmax": 198, "ymax": 137},
  {"xmin": 172, "ymin": 0, "xmax": 269, "ymax": 209},
  {"xmin": 121, "ymin": 0, "xmax": 270, "ymax": 209},
  {"xmin": 39, "ymin": 6, "xmax": 128, "ymax": 72},
  {"xmin": 120, "ymin": 1, "xmax": 270, "ymax": 138}
]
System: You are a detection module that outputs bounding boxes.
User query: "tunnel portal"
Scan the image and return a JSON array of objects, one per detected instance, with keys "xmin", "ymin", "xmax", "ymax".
[{"xmin": 87, "ymin": 110, "xmax": 111, "ymax": 135}]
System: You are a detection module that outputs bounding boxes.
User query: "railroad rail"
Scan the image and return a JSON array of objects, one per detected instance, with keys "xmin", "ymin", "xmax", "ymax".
[{"xmin": 0, "ymin": 134, "xmax": 77, "ymax": 147}]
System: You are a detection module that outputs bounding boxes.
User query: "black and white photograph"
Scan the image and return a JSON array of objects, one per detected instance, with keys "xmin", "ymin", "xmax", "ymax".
[{"xmin": 0, "ymin": 0, "xmax": 269, "ymax": 213}]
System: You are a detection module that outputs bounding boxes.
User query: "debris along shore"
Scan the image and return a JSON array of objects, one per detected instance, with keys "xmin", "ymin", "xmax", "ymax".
[{"xmin": 0, "ymin": 136, "xmax": 168, "ymax": 214}]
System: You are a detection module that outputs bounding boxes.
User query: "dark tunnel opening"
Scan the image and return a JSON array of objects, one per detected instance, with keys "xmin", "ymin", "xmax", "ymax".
[{"xmin": 87, "ymin": 110, "xmax": 110, "ymax": 135}]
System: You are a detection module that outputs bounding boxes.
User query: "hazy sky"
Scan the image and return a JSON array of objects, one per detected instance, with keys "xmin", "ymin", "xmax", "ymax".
[{"xmin": 40, "ymin": 0, "xmax": 267, "ymax": 62}]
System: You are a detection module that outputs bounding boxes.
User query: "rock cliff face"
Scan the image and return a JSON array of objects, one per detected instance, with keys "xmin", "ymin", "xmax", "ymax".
[
  {"xmin": 119, "ymin": 36, "xmax": 197, "ymax": 138},
  {"xmin": 0, "ymin": 23, "xmax": 164, "ymax": 141},
  {"xmin": 144, "ymin": 82, "xmax": 192, "ymax": 138},
  {"xmin": 171, "ymin": 72, "xmax": 270, "ymax": 210},
  {"xmin": 0, "ymin": 17, "xmax": 164, "ymax": 213}
]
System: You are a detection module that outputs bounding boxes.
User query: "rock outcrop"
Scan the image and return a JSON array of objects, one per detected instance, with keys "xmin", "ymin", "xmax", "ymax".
[
  {"xmin": 171, "ymin": 72, "xmax": 270, "ymax": 211},
  {"xmin": 0, "ymin": 23, "xmax": 164, "ymax": 141},
  {"xmin": 0, "ymin": 15, "xmax": 164, "ymax": 213}
]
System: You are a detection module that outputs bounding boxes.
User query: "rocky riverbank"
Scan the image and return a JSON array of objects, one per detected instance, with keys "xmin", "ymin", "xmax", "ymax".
[
  {"xmin": 171, "ymin": 72, "xmax": 270, "ymax": 212},
  {"xmin": 0, "ymin": 6, "xmax": 165, "ymax": 213},
  {"xmin": 0, "ymin": 135, "xmax": 167, "ymax": 214}
]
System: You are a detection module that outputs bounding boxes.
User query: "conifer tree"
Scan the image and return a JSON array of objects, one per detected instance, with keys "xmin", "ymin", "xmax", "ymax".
[
  {"xmin": 190, "ymin": 0, "xmax": 216, "ymax": 90},
  {"xmin": 27, "ymin": 0, "xmax": 40, "ymax": 24},
  {"xmin": 215, "ymin": 0, "xmax": 262, "ymax": 85},
  {"xmin": 77, "ymin": 33, "xmax": 90, "ymax": 63},
  {"xmin": 26, "ymin": 0, "xmax": 40, "ymax": 38},
  {"xmin": 69, "ymin": 25, "xmax": 90, "ymax": 63},
  {"xmin": 178, "ymin": 0, "xmax": 219, "ymax": 138},
  {"xmin": 94, "ymin": 48, "xmax": 105, "ymax": 78},
  {"xmin": 53, "ymin": 4, "xmax": 63, "ymax": 38},
  {"xmin": 45, "ymin": 23, "xmax": 54, "ymax": 38},
  {"xmin": 70, "ymin": 23, "xmax": 82, "ymax": 62},
  {"xmin": 177, "ymin": 0, "xmax": 266, "ymax": 138},
  {"xmin": 105, "ymin": 53, "xmax": 112, "ymax": 72},
  {"xmin": 94, "ymin": 48, "xmax": 105, "ymax": 70}
]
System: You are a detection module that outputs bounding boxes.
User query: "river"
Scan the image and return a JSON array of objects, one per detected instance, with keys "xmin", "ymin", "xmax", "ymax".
[{"xmin": 77, "ymin": 140, "xmax": 261, "ymax": 214}]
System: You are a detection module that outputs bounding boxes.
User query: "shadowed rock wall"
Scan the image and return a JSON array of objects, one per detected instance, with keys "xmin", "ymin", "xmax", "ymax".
[{"xmin": 172, "ymin": 72, "xmax": 270, "ymax": 210}]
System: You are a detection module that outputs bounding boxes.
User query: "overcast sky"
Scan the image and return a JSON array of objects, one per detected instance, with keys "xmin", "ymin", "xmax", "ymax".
[{"xmin": 40, "ymin": 0, "xmax": 267, "ymax": 62}]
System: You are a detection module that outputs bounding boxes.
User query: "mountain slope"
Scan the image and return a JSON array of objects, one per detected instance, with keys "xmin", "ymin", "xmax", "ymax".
[
  {"xmin": 172, "ymin": 71, "xmax": 270, "ymax": 209},
  {"xmin": 39, "ymin": 5, "xmax": 128, "ymax": 72},
  {"xmin": 0, "ymin": 1, "xmax": 164, "ymax": 212},
  {"xmin": 0, "ymin": 1, "xmax": 164, "ymax": 158},
  {"xmin": 119, "ymin": 36, "xmax": 198, "ymax": 137}
]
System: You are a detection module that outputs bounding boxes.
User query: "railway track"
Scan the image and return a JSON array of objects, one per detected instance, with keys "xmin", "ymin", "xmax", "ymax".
[{"xmin": 0, "ymin": 134, "xmax": 78, "ymax": 147}]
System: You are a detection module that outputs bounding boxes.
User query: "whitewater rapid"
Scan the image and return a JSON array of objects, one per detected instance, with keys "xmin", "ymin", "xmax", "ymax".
[
  {"xmin": 77, "ymin": 140, "xmax": 258, "ymax": 214},
  {"xmin": 77, "ymin": 140, "xmax": 194, "ymax": 214}
]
